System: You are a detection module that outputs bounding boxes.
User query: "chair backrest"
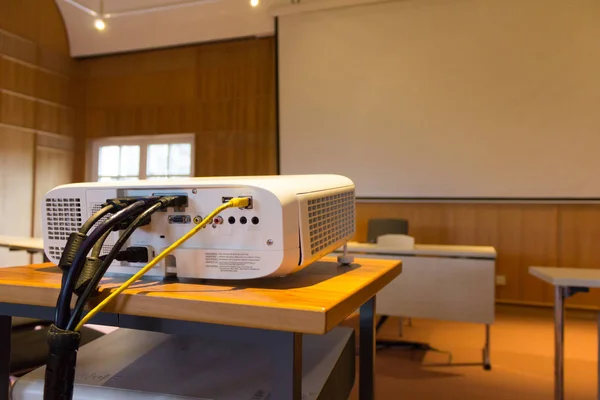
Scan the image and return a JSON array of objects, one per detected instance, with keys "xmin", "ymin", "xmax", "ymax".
[{"xmin": 367, "ymin": 219, "xmax": 409, "ymax": 243}]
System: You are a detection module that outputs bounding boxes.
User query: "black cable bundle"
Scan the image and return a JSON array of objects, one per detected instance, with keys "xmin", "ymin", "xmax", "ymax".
[
  {"xmin": 67, "ymin": 197, "xmax": 174, "ymax": 330},
  {"xmin": 43, "ymin": 326, "xmax": 81, "ymax": 400},
  {"xmin": 43, "ymin": 196, "xmax": 172, "ymax": 400}
]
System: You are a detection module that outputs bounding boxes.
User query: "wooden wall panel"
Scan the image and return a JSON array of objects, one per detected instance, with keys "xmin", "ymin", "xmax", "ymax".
[
  {"xmin": 36, "ymin": 0, "xmax": 71, "ymax": 55},
  {"xmin": 33, "ymin": 146, "xmax": 73, "ymax": 237},
  {"xmin": 0, "ymin": 126, "xmax": 34, "ymax": 267},
  {"xmin": 0, "ymin": 0, "xmax": 75, "ymax": 267},
  {"xmin": 0, "ymin": 31, "xmax": 37, "ymax": 66},
  {"xmin": 35, "ymin": 69, "xmax": 70, "ymax": 106},
  {"xmin": 0, "ymin": 1, "xmax": 40, "ymax": 45},
  {"xmin": 558, "ymin": 205, "xmax": 600, "ymax": 307},
  {"xmin": 496, "ymin": 206, "xmax": 558, "ymax": 303},
  {"xmin": 0, "ymin": 127, "xmax": 34, "ymax": 237},
  {"xmin": 0, "ymin": 92, "xmax": 36, "ymax": 128},
  {"xmin": 355, "ymin": 202, "xmax": 559, "ymax": 304},
  {"xmin": 79, "ymin": 37, "xmax": 276, "ymax": 177},
  {"xmin": 0, "ymin": 58, "xmax": 36, "ymax": 96},
  {"xmin": 35, "ymin": 102, "xmax": 60, "ymax": 133}
]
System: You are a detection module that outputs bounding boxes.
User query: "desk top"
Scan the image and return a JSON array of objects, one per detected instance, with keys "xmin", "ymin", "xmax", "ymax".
[
  {"xmin": 529, "ymin": 266, "xmax": 600, "ymax": 288},
  {"xmin": 0, "ymin": 235, "xmax": 44, "ymax": 252},
  {"xmin": 339, "ymin": 242, "xmax": 496, "ymax": 259},
  {"xmin": 0, "ymin": 257, "xmax": 401, "ymax": 334}
]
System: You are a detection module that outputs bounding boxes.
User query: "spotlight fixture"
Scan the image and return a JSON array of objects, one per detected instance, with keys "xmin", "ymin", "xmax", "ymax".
[
  {"xmin": 250, "ymin": 0, "xmax": 259, "ymax": 7},
  {"xmin": 94, "ymin": 19, "xmax": 106, "ymax": 31}
]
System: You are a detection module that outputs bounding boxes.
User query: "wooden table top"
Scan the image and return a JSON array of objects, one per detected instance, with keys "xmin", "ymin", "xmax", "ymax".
[{"xmin": 0, "ymin": 257, "xmax": 401, "ymax": 334}]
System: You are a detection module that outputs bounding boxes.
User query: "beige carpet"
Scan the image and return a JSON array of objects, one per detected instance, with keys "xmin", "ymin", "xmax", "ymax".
[{"xmin": 344, "ymin": 305, "xmax": 598, "ymax": 399}]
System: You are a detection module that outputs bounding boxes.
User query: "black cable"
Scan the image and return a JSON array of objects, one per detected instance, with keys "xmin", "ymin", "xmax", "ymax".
[
  {"xmin": 66, "ymin": 199, "xmax": 169, "ymax": 330},
  {"xmin": 92, "ymin": 230, "xmax": 111, "ymax": 257},
  {"xmin": 80, "ymin": 204, "xmax": 114, "ymax": 234},
  {"xmin": 44, "ymin": 197, "xmax": 163, "ymax": 400},
  {"xmin": 57, "ymin": 205, "xmax": 116, "ymax": 272},
  {"xmin": 54, "ymin": 200, "xmax": 150, "ymax": 328},
  {"xmin": 73, "ymin": 230, "xmax": 112, "ymax": 298}
]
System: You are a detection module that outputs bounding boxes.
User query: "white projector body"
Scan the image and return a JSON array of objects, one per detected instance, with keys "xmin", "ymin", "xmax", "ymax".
[{"xmin": 42, "ymin": 175, "xmax": 355, "ymax": 280}]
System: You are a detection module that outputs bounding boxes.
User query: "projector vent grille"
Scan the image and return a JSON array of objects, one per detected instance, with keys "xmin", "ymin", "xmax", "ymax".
[
  {"xmin": 308, "ymin": 190, "xmax": 355, "ymax": 255},
  {"xmin": 48, "ymin": 246, "xmax": 64, "ymax": 260},
  {"xmin": 45, "ymin": 198, "xmax": 82, "ymax": 242}
]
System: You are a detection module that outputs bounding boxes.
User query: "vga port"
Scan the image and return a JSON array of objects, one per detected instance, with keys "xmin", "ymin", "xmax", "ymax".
[{"xmin": 168, "ymin": 215, "xmax": 191, "ymax": 224}]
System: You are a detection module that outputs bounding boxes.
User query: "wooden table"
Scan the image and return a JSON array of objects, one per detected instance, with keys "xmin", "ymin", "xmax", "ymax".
[
  {"xmin": 529, "ymin": 266, "xmax": 600, "ymax": 400},
  {"xmin": 0, "ymin": 256, "xmax": 401, "ymax": 400}
]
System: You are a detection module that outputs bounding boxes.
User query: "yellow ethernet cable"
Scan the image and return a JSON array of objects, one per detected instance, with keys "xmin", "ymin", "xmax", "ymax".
[{"xmin": 74, "ymin": 197, "xmax": 251, "ymax": 331}]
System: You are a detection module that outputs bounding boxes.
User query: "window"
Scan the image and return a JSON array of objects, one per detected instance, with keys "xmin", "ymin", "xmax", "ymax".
[{"xmin": 89, "ymin": 134, "xmax": 195, "ymax": 182}]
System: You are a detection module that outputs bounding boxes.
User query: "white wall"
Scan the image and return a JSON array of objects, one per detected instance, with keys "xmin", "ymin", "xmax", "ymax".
[{"xmin": 278, "ymin": 0, "xmax": 600, "ymax": 198}]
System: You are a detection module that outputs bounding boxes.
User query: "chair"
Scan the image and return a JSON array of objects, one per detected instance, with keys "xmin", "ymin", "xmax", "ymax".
[
  {"xmin": 367, "ymin": 219, "xmax": 409, "ymax": 243},
  {"xmin": 367, "ymin": 218, "xmax": 410, "ymax": 332},
  {"xmin": 367, "ymin": 218, "xmax": 422, "ymax": 350}
]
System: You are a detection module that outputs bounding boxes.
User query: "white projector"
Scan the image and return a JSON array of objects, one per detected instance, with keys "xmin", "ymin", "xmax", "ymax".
[{"xmin": 42, "ymin": 175, "xmax": 355, "ymax": 280}]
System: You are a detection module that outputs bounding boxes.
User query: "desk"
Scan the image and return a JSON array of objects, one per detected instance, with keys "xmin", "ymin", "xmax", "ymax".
[
  {"xmin": 529, "ymin": 266, "xmax": 600, "ymax": 400},
  {"xmin": 335, "ymin": 242, "xmax": 496, "ymax": 369},
  {"xmin": 0, "ymin": 236, "xmax": 43, "ymax": 254},
  {"xmin": 0, "ymin": 236, "xmax": 45, "ymax": 267},
  {"xmin": 0, "ymin": 257, "xmax": 401, "ymax": 400}
]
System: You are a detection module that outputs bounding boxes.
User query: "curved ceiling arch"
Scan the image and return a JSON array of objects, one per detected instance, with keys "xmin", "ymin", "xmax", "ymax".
[{"xmin": 55, "ymin": 0, "xmax": 278, "ymax": 57}]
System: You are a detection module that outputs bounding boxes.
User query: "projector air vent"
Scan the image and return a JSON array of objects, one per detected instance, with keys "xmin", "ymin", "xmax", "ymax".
[
  {"xmin": 308, "ymin": 190, "xmax": 355, "ymax": 255},
  {"xmin": 45, "ymin": 197, "xmax": 82, "ymax": 242},
  {"xmin": 45, "ymin": 199, "xmax": 119, "ymax": 263}
]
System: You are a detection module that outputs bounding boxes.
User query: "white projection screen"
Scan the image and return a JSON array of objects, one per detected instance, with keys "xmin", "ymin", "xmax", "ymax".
[{"xmin": 277, "ymin": 0, "xmax": 600, "ymax": 199}]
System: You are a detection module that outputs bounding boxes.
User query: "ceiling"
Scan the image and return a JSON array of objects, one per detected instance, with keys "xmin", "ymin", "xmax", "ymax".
[
  {"xmin": 55, "ymin": 0, "xmax": 385, "ymax": 57},
  {"xmin": 56, "ymin": 0, "xmax": 278, "ymax": 57}
]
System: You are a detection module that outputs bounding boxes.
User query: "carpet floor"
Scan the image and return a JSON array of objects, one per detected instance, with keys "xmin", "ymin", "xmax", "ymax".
[{"xmin": 345, "ymin": 305, "xmax": 598, "ymax": 399}]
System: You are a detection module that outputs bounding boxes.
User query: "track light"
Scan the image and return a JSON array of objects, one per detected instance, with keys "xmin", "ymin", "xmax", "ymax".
[{"xmin": 94, "ymin": 19, "xmax": 106, "ymax": 30}]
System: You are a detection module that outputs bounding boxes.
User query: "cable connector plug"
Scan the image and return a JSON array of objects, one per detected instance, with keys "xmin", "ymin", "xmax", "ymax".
[
  {"xmin": 74, "ymin": 257, "xmax": 102, "ymax": 296},
  {"xmin": 103, "ymin": 196, "xmax": 160, "ymax": 212},
  {"xmin": 230, "ymin": 197, "xmax": 252, "ymax": 209},
  {"xmin": 112, "ymin": 214, "xmax": 152, "ymax": 231},
  {"xmin": 115, "ymin": 247, "xmax": 150, "ymax": 263},
  {"xmin": 158, "ymin": 195, "xmax": 188, "ymax": 211},
  {"xmin": 58, "ymin": 232, "xmax": 87, "ymax": 272},
  {"xmin": 158, "ymin": 196, "xmax": 180, "ymax": 209}
]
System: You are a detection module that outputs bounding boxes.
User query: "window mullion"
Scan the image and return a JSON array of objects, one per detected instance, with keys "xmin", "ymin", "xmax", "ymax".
[{"xmin": 140, "ymin": 142, "xmax": 148, "ymax": 180}]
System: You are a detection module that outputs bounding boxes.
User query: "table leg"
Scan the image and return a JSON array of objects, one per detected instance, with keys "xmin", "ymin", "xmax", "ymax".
[
  {"xmin": 270, "ymin": 331, "xmax": 302, "ymax": 400},
  {"xmin": 555, "ymin": 286, "xmax": 566, "ymax": 400},
  {"xmin": 483, "ymin": 323, "xmax": 491, "ymax": 370},
  {"xmin": 1, "ymin": 315, "xmax": 11, "ymax": 400},
  {"xmin": 360, "ymin": 296, "xmax": 376, "ymax": 400}
]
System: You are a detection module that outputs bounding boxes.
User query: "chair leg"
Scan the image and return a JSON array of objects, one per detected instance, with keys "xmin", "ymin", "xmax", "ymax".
[{"xmin": 375, "ymin": 315, "xmax": 389, "ymax": 332}]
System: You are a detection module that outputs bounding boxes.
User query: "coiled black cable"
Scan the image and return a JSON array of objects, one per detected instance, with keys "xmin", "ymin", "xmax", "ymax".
[
  {"xmin": 66, "ymin": 198, "xmax": 171, "ymax": 330},
  {"xmin": 54, "ymin": 200, "xmax": 150, "ymax": 329}
]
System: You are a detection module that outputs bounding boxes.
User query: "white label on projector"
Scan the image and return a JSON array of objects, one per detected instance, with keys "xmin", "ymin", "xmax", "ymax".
[{"xmin": 205, "ymin": 252, "xmax": 262, "ymax": 273}]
